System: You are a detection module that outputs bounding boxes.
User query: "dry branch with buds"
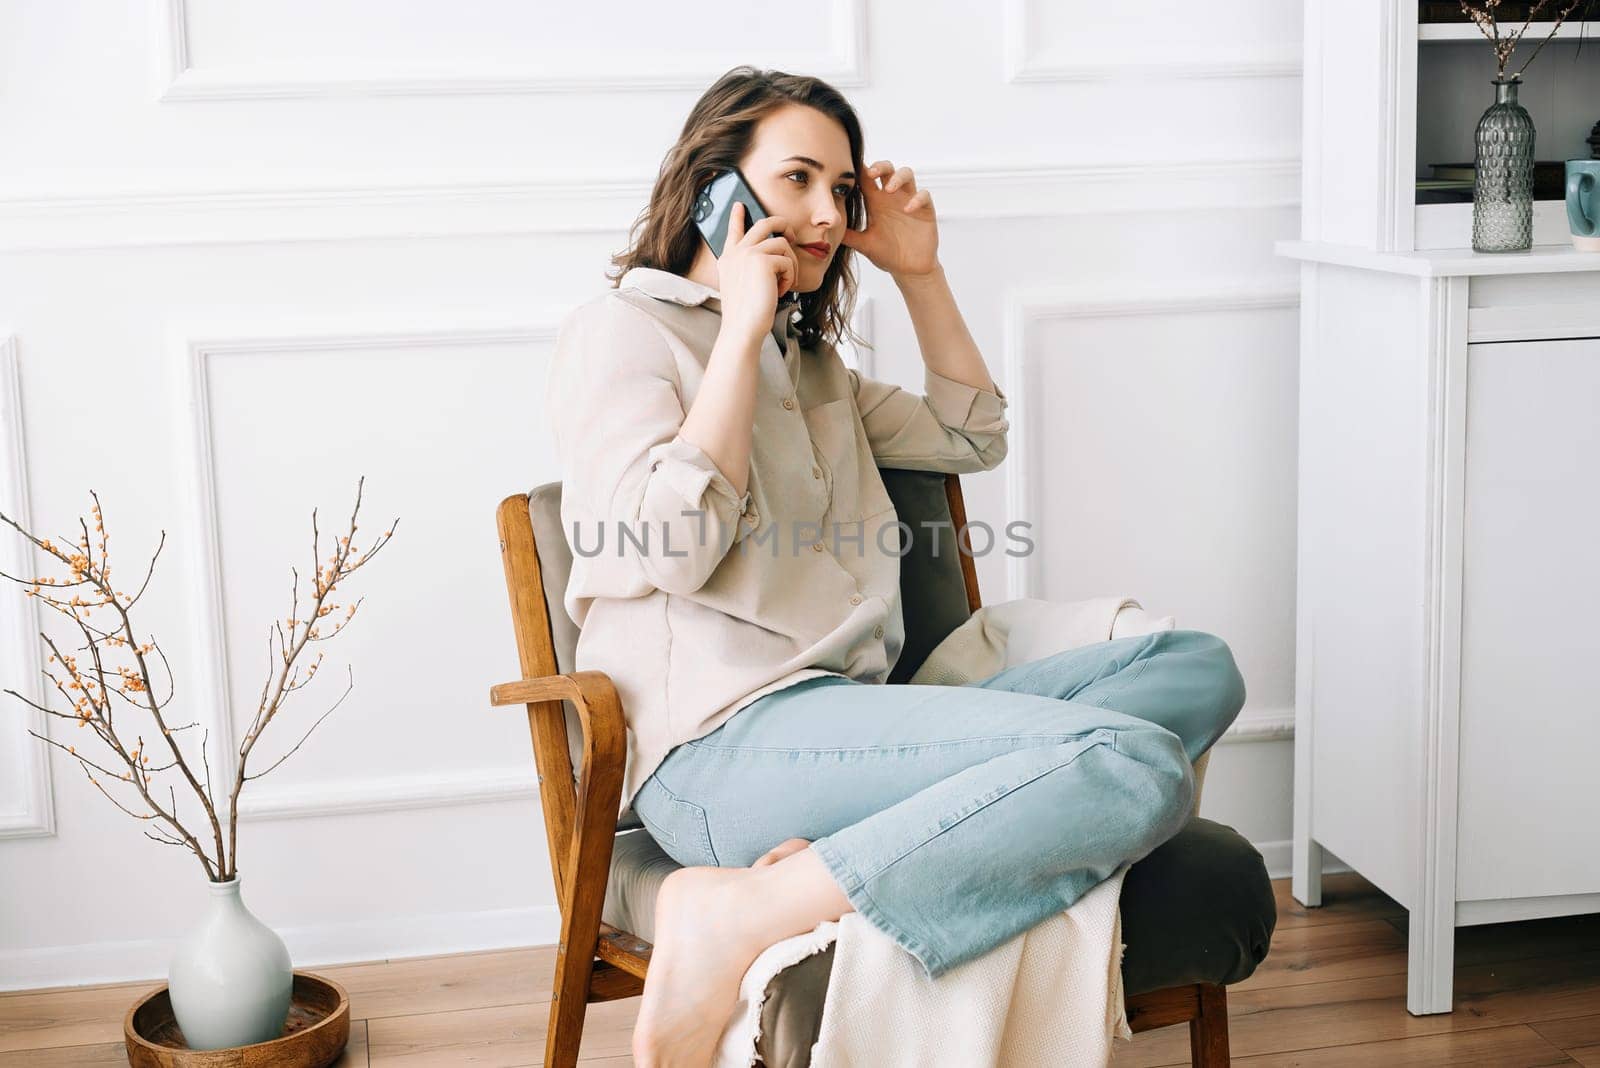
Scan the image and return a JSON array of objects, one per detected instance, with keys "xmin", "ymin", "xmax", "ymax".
[
  {"xmin": 1457, "ymin": 0, "xmax": 1593, "ymax": 78},
  {"xmin": 1, "ymin": 477, "xmax": 398, "ymax": 881}
]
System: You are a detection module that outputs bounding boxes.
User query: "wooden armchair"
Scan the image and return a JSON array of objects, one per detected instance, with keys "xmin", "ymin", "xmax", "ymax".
[{"xmin": 490, "ymin": 469, "xmax": 1276, "ymax": 1067}]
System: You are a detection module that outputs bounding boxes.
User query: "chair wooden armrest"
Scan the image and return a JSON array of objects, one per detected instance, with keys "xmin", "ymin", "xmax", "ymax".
[
  {"xmin": 490, "ymin": 671, "xmax": 620, "ymax": 708},
  {"xmin": 489, "ymin": 669, "xmax": 626, "ymax": 895}
]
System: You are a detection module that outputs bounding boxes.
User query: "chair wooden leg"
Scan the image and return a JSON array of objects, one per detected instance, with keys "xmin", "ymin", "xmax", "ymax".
[
  {"xmin": 544, "ymin": 824, "xmax": 617, "ymax": 1068},
  {"xmin": 1187, "ymin": 982, "xmax": 1231, "ymax": 1066},
  {"xmin": 543, "ymin": 780, "xmax": 621, "ymax": 1068},
  {"xmin": 545, "ymin": 946, "xmax": 595, "ymax": 1068}
]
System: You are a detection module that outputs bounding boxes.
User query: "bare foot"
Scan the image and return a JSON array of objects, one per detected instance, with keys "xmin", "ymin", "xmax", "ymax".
[
  {"xmin": 632, "ymin": 865, "xmax": 780, "ymax": 1067},
  {"xmin": 752, "ymin": 837, "xmax": 811, "ymax": 868}
]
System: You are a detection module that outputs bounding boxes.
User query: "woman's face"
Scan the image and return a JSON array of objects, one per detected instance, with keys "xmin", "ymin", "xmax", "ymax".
[{"xmin": 737, "ymin": 104, "xmax": 856, "ymax": 293}]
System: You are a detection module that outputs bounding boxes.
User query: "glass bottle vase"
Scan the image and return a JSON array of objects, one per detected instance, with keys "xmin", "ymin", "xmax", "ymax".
[{"xmin": 1472, "ymin": 76, "xmax": 1536, "ymax": 253}]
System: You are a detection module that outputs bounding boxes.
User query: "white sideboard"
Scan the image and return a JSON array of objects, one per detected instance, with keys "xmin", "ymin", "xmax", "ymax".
[
  {"xmin": 1276, "ymin": 238, "xmax": 1600, "ymax": 1015},
  {"xmin": 1283, "ymin": 0, "xmax": 1600, "ymax": 1016}
]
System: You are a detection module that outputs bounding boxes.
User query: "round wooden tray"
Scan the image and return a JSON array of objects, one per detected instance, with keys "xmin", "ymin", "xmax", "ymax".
[{"xmin": 124, "ymin": 971, "xmax": 350, "ymax": 1067}]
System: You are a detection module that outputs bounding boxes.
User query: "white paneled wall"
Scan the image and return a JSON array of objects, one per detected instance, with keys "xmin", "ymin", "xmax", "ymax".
[
  {"xmin": 0, "ymin": 0, "xmax": 1329, "ymax": 990},
  {"xmin": 0, "ymin": 336, "xmax": 54, "ymax": 842}
]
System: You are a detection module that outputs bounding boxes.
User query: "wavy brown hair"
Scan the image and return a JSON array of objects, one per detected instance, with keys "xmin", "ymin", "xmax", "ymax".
[{"xmin": 606, "ymin": 65, "xmax": 872, "ymax": 357}]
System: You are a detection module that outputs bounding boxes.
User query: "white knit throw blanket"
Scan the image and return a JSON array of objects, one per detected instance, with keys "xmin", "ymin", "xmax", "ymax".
[{"xmin": 711, "ymin": 595, "xmax": 1175, "ymax": 1068}]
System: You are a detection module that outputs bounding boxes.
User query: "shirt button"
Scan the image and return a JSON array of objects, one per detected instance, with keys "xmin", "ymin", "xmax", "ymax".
[
  {"xmin": 812, "ymin": 541, "xmax": 825, "ymax": 552},
  {"xmin": 873, "ymin": 624, "xmax": 885, "ymax": 639},
  {"xmin": 850, "ymin": 594, "xmax": 862, "ymax": 605},
  {"xmin": 812, "ymin": 466, "xmax": 822, "ymax": 479},
  {"xmin": 783, "ymin": 397, "xmax": 795, "ymax": 410}
]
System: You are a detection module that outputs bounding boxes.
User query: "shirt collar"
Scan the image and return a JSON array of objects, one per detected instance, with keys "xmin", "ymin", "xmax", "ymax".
[
  {"xmin": 619, "ymin": 266, "xmax": 803, "ymax": 343},
  {"xmin": 620, "ymin": 266, "xmax": 720, "ymax": 308}
]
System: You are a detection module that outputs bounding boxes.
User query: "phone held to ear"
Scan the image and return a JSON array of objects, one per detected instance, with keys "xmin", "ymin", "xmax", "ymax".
[
  {"xmin": 692, "ymin": 166, "xmax": 802, "ymax": 310},
  {"xmin": 693, "ymin": 166, "xmax": 771, "ymax": 259}
]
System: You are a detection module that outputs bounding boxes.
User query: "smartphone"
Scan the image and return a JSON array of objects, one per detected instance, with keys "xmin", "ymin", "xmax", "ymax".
[{"xmin": 692, "ymin": 167, "xmax": 771, "ymax": 259}]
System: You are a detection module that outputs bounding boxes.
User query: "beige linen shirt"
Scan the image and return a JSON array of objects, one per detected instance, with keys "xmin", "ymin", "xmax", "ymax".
[{"xmin": 547, "ymin": 266, "xmax": 1010, "ymax": 817}]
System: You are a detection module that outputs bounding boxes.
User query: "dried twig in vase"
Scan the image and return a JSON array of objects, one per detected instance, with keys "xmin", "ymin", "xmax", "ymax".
[
  {"xmin": 0, "ymin": 476, "xmax": 398, "ymax": 882},
  {"xmin": 1458, "ymin": 0, "xmax": 1593, "ymax": 78}
]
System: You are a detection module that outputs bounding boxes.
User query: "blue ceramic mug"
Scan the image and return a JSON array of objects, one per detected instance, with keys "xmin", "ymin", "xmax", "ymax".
[{"xmin": 1569, "ymin": 159, "xmax": 1600, "ymax": 251}]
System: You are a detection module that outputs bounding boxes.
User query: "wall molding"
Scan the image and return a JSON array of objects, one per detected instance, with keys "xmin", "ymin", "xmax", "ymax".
[
  {"xmin": 1001, "ymin": 282, "xmax": 1300, "ymax": 742},
  {"xmin": 0, "ymin": 896, "xmax": 562, "ymax": 992},
  {"xmin": 1224, "ymin": 706, "xmax": 1295, "ymax": 745},
  {"xmin": 1002, "ymin": 0, "xmax": 1301, "ymax": 82},
  {"xmin": 237, "ymin": 768, "xmax": 539, "ymax": 822},
  {"xmin": 153, "ymin": 0, "xmax": 866, "ymax": 102},
  {"xmin": 172, "ymin": 320, "xmax": 562, "ymax": 822},
  {"xmin": 1002, "ymin": 279, "xmax": 1301, "ymax": 599},
  {"xmin": 0, "ymin": 334, "xmax": 56, "ymax": 839},
  {"xmin": 0, "ymin": 159, "xmax": 1301, "ymax": 252}
]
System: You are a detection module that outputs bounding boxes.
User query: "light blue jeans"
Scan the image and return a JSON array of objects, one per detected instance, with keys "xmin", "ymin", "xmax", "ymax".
[{"xmin": 630, "ymin": 629, "xmax": 1246, "ymax": 979}]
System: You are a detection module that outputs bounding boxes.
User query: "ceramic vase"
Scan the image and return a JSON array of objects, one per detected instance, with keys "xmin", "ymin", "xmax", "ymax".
[{"xmin": 167, "ymin": 876, "xmax": 293, "ymax": 1049}]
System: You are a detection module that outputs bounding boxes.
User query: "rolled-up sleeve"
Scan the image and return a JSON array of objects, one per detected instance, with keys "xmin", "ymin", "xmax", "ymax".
[
  {"xmin": 847, "ymin": 364, "xmax": 1009, "ymax": 473},
  {"xmin": 549, "ymin": 298, "xmax": 759, "ymax": 599}
]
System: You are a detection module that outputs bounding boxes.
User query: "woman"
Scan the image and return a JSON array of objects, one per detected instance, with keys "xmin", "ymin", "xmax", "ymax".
[{"xmin": 546, "ymin": 66, "xmax": 1246, "ymax": 1067}]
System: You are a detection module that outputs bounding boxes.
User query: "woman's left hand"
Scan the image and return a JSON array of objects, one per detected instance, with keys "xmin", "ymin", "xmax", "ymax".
[{"xmin": 840, "ymin": 160, "xmax": 941, "ymax": 280}]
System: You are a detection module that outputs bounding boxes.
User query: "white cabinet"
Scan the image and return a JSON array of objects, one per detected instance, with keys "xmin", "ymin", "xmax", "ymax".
[
  {"xmin": 1279, "ymin": 0, "xmax": 1600, "ymax": 1017},
  {"xmin": 1273, "ymin": 250, "xmax": 1600, "ymax": 1016}
]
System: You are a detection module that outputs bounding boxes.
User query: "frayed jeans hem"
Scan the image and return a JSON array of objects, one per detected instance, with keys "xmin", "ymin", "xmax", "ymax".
[{"xmin": 809, "ymin": 836, "xmax": 950, "ymax": 981}]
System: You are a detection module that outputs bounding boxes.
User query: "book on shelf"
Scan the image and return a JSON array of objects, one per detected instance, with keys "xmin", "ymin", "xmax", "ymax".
[{"xmin": 1419, "ymin": 162, "xmax": 1570, "ymax": 200}]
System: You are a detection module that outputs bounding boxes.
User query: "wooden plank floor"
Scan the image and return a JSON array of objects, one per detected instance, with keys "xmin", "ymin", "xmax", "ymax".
[{"xmin": 4, "ymin": 872, "xmax": 1598, "ymax": 1066}]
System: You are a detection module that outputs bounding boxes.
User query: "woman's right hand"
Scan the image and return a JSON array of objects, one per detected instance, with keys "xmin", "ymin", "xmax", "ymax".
[{"xmin": 717, "ymin": 201, "xmax": 800, "ymax": 345}]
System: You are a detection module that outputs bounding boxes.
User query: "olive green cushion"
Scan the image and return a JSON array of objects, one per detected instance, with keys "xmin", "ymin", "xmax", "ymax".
[
  {"xmin": 875, "ymin": 468, "xmax": 974, "ymax": 684},
  {"xmin": 602, "ymin": 816, "xmax": 1277, "ymax": 1065}
]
